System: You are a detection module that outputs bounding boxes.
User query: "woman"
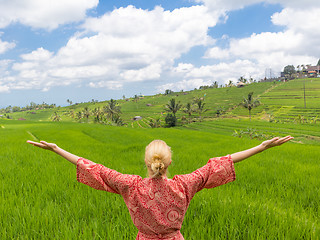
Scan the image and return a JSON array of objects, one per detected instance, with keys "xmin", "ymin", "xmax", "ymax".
[{"xmin": 27, "ymin": 136, "xmax": 293, "ymax": 239}]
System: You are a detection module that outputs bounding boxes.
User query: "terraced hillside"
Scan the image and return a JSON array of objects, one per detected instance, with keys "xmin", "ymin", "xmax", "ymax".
[
  {"xmin": 231, "ymin": 78, "xmax": 320, "ymax": 122},
  {"xmin": 259, "ymin": 78, "xmax": 320, "ymax": 121},
  {"xmin": 5, "ymin": 81, "xmax": 275, "ymax": 122},
  {"xmin": 3, "ymin": 78, "xmax": 320, "ymax": 125}
]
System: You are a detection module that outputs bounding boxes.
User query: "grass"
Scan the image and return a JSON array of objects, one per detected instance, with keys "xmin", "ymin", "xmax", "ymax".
[{"xmin": 1, "ymin": 119, "xmax": 319, "ymax": 239}]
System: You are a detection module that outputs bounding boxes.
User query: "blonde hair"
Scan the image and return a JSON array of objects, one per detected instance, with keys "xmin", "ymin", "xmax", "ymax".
[{"xmin": 145, "ymin": 140, "xmax": 172, "ymax": 178}]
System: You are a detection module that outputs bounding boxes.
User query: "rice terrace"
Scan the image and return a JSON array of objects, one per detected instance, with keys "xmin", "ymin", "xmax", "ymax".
[{"xmin": 1, "ymin": 78, "xmax": 319, "ymax": 239}]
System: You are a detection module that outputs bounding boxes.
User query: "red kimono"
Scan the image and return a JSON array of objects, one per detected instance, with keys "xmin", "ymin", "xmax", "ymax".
[{"xmin": 77, "ymin": 155, "xmax": 236, "ymax": 239}]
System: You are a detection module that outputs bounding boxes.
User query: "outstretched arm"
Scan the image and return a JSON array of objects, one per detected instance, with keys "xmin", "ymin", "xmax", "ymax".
[
  {"xmin": 27, "ymin": 140, "xmax": 79, "ymax": 165},
  {"xmin": 231, "ymin": 135, "xmax": 294, "ymax": 163}
]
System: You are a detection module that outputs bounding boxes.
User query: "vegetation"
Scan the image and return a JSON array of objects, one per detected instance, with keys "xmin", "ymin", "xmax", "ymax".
[
  {"xmin": 283, "ymin": 65, "xmax": 296, "ymax": 77},
  {"xmin": 165, "ymin": 113, "xmax": 177, "ymax": 127},
  {"xmin": 193, "ymin": 98, "xmax": 208, "ymax": 121},
  {"xmin": 0, "ymin": 102, "xmax": 56, "ymax": 114},
  {"xmin": 51, "ymin": 112, "xmax": 61, "ymax": 122},
  {"xmin": 0, "ymin": 119, "xmax": 319, "ymax": 239},
  {"xmin": 1, "ymin": 78, "xmax": 320, "ymax": 127},
  {"xmin": 165, "ymin": 98, "xmax": 182, "ymax": 117},
  {"xmin": 242, "ymin": 92, "xmax": 260, "ymax": 121},
  {"xmin": 1, "ymin": 77, "xmax": 320, "ymax": 239},
  {"xmin": 183, "ymin": 103, "xmax": 195, "ymax": 123}
]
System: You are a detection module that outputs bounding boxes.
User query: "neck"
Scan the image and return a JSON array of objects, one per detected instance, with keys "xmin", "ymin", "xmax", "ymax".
[{"xmin": 148, "ymin": 169, "xmax": 167, "ymax": 178}]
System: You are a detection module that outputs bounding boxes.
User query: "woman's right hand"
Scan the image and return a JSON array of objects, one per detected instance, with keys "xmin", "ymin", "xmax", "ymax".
[
  {"xmin": 27, "ymin": 140, "xmax": 58, "ymax": 152},
  {"xmin": 260, "ymin": 136, "xmax": 294, "ymax": 151}
]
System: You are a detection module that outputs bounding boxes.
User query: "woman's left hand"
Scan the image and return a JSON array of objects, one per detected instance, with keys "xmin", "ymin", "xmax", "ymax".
[{"xmin": 27, "ymin": 140, "xmax": 58, "ymax": 152}]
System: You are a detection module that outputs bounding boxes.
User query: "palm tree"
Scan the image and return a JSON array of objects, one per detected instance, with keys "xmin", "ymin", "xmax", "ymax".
[
  {"xmin": 183, "ymin": 102, "xmax": 195, "ymax": 123},
  {"xmin": 133, "ymin": 95, "xmax": 139, "ymax": 103},
  {"xmin": 112, "ymin": 115, "xmax": 125, "ymax": 126},
  {"xmin": 66, "ymin": 99, "xmax": 73, "ymax": 105},
  {"xmin": 193, "ymin": 98, "xmax": 208, "ymax": 121},
  {"xmin": 242, "ymin": 92, "xmax": 260, "ymax": 121},
  {"xmin": 239, "ymin": 76, "xmax": 247, "ymax": 83},
  {"xmin": 165, "ymin": 98, "xmax": 182, "ymax": 116},
  {"xmin": 68, "ymin": 110, "xmax": 75, "ymax": 119},
  {"xmin": 76, "ymin": 111, "xmax": 83, "ymax": 122},
  {"xmin": 51, "ymin": 112, "xmax": 61, "ymax": 122},
  {"xmin": 82, "ymin": 107, "xmax": 90, "ymax": 122},
  {"xmin": 215, "ymin": 107, "xmax": 225, "ymax": 118},
  {"xmin": 104, "ymin": 99, "xmax": 121, "ymax": 121},
  {"xmin": 212, "ymin": 81, "xmax": 218, "ymax": 88},
  {"xmin": 92, "ymin": 107, "xmax": 104, "ymax": 123},
  {"xmin": 148, "ymin": 118, "xmax": 161, "ymax": 128}
]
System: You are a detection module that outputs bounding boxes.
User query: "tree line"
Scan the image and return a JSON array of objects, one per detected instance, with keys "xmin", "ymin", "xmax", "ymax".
[
  {"xmin": 0, "ymin": 102, "xmax": 56, "ymax": 114},
  {"xmin": 52, "ymin": 99, "xmax": 124, "ymax": 126}
]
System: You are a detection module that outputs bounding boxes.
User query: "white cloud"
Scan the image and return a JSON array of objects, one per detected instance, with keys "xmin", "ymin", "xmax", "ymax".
[
  {"xmin": 202, "ymin": 1, "xmax": 320, "ymax": 79},
  {"xmin": 229, "ymin": 31, "xmax": 304, "ymax": 56},
  {"xmin": 157, "ymin": 78, "xmax": 213, "ymax": 93},
  {"xmin": 0, "ymin": 85, "xmax": 10, "ymax": 93},
  {"xmin": 3, "ymin": 5, "xmax": 219, "ymax": 91},
  {"xmin": 0, "ymin": 0, "xmax": 98, "ymax": 30},
  {"xmin": 2, "ymin": 1, "xmax": 320, "ymax": 95},
  {"xmin": 158, "ymin": 0, "xmax": 320, "ymax": 92},
  {"xmin": 20, "ymin": 47, "xmax": 53, "ymax": 61},
  {"xmin": 0, "ymin": 38, "xmax": 15, "ymax": 54},
  {"xmin": 174, "ymin": 60, "xmax": 261, "ymax": 83},
  {"xmin": 120, "ymin": 64, "xmax": 162, "ymax": 82},
  {"xmin": 0, "ymin": 59, "xmax": 13, "ymax": 73},
  {"xmin": 173, "ymin": 63, "xmax": 195, "ymax": 73},
  {"xmin": 158, "ymin": 59, "xmax": 263, "ymax": 93},
  {"xmin": 204, "ymin": 47, "xmax": 230, "ymax": 59},
  {"xmin": 196, "ymin": 0, "xmax": 320, "ymax": 12},
  {"xmin": 194, "ymin": 0, "xmax": 259, "ymax": 12},
  {"xmin": 89, "ymin": 81, "xmax": 123, "ymax": 90}
]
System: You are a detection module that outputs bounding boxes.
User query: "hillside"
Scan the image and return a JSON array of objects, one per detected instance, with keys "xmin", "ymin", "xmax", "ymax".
[{"xmin": 3, "ymin": 78, "xmax": 320, "ymax": 125}]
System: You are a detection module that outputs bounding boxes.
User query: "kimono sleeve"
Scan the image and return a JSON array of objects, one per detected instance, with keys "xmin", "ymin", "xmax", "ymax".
[
  {"xmin": 173, "ymin": 155, "xmax": 236, "ymax": 201},
  {"xmin": 76, "ymin": 158, "xmax": 141, "ymax": 195}
]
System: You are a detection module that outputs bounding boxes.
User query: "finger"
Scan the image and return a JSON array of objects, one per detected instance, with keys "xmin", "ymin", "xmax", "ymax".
[
  {"xmin": 27, "ymin": 141, "xmax": 45, "ymax": 148},
  {"xmin": 280, "ymin": 136, "xmax": 292, "ymax": 141},
  {"xmin": 281, "ymin": 136, "xmax": 294, "ymax": 143},
  {"xmin": 276, "ymin": 136, "xmax": 293, "ymax": 145},
  {"xmin": 40, "ymin": 141, "xmax": 50, "ymax": 147},
  {"xmin": 269, "ymin": 137, "xmax": 280, "ymax": 143}
]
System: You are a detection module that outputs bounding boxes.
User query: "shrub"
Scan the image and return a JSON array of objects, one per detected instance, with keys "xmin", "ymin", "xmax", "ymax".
[{"xmin": 165, "ymin": 114, "xmax": 177, "ymax": 127}]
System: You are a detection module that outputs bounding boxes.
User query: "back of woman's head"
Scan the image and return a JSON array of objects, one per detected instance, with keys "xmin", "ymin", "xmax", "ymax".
[{"xmin": 145, "ymin": 140, "xmax": 172, "ymax": 178}]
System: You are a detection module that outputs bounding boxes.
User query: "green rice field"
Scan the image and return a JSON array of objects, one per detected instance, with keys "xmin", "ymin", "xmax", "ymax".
[{"xmin": 1, "ymin": 119, "xmax": 319, "ymax": 239}]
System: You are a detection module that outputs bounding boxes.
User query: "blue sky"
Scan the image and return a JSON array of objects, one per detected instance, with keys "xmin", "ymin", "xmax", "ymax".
[{"xmin": 0, "ymin": 0, "xmax": 319, "ymax": 107}]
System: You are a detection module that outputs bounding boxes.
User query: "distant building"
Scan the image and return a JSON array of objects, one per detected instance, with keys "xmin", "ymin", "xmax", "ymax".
[
  {"xmin": 237, "ymin": 82, "xmax": 246, "ymax": 88},
  {"xmin": 306, "ymin": 65, "xmax": 320, "ymax": 73},
  {"xmin": 306, "ymin": 65, "xmax": 320, "ymax": 77},
  {"xmin": 133, "ymin": 116, "xmax": 143, "ymax": 121}
]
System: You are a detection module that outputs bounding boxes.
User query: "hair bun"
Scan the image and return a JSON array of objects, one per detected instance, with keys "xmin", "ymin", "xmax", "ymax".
[
  {"xmin": 152, "ymin": 154, "xmax": 161, "ymax": 162},
  {"xmin": 151, "ymin": 162, "xmax": 164, "ymax": 172}
]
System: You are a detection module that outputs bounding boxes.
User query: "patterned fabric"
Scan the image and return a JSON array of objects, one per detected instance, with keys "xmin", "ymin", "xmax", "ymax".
[{"xmin": 77, "ymin": 155, "xmax": 235, "ymax": 240}]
